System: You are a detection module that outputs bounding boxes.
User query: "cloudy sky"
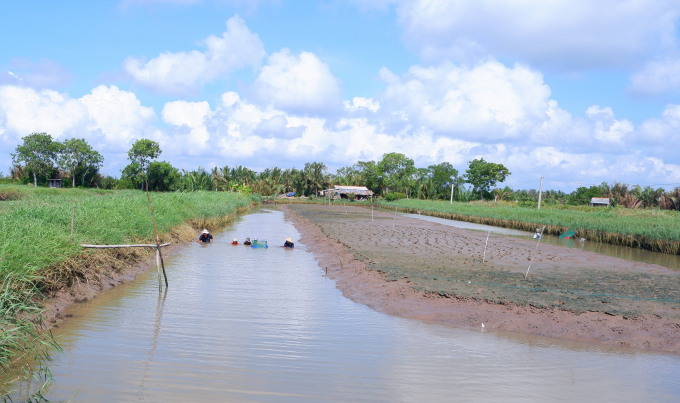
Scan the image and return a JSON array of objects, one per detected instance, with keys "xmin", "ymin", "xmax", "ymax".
[{"xmin": 2, "ymin": 0, "xmax": 680, "ymax": 190}]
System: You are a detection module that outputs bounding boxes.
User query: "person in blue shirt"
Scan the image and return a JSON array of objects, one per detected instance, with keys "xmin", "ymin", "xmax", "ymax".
[{"xmin": 197, "ymin": 229, "xmax": 213, "ymax": 243}]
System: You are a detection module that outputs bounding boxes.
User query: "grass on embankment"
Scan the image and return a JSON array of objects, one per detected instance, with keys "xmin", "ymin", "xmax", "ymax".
[
  {"xmin": 383, "ymin": 199, "xmax": 680, "ymax": 255},
  {"xmin": 0, "ymin": 185, "xmax": 255, "ymax": 394}
]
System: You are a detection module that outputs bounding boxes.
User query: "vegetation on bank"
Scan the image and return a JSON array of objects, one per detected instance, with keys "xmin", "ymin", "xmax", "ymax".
[
  {"xmin": 0, "ymin": 185, "xmax": 254, "ymax": 397},
  {"xmin": 385, "ymin": 199, "xmax": 680, "ymax": 254}
]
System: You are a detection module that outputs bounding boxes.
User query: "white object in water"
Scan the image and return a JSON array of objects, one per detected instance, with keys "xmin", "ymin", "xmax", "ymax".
[{"xmin": 468, "ymin": 281, "xmax": 471, "ymax": 284}]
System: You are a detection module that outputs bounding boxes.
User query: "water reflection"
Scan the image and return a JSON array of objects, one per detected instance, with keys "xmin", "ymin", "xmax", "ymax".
[
  {"xmin": 34, "ymin": 209, "xmax": 680, "ymax": 402},
  {"xmin": 402, "ymin": 212, "xmax": 680, "ymax": 271}
]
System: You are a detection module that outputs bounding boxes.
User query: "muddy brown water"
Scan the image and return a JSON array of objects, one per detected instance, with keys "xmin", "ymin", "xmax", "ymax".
[{"xmin": 14, "ymin": 209, "xmax": 680, "ymax": 401}]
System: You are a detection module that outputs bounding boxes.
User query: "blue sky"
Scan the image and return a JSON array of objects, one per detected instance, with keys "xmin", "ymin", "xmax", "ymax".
[{"xmin": 2, "ymin": 0, "xmax": 680, "ymax": 190}]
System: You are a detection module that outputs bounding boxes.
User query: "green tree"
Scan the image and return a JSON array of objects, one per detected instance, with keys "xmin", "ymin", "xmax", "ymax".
[
  {"xmin": 378, "ymin": 152, "xmax": 415, "ymax": 195},
  {"xmin": 304, "ymin": 161, "xmax": 329, "ymax": 196},
  {"xmin": 568, "ymin": 186, "xmax": 603, "ymax": 206},
  {"xmin": 147, "ymin": 161, "xmax": 181, "ymax": 191},
  {"xmin": 11, "ymin": 133, "xmax": 60, "ymax": 186},
  {"xmin": 464, "ymin": 158, "xmax": 510, "ymax": 199},
  {"xmin": 58, "ymin": 138, "xmax": 104, "ymax": 187},
  {"xmin": 121, "ymin": 162, "xmax": 143, "ymax": 189},
  {"xmin": 127, "ymin": 139, "xmax": 161, "ymax": 190},
  {"xmin": 428, "ymin": 162, "xmax": 459, "ymax": 199}
]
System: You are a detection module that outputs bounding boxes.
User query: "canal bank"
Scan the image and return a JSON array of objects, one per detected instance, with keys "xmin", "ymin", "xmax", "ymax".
[
  {"xmin": 15, "ymin": 208, "xmax": 680, "ymax": 402},
  {"xmin": 282, "ymin": 204, "xmax": 680, "ymax": 353}
]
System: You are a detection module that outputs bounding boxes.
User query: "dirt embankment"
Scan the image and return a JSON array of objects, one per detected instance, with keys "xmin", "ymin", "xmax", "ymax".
[{"xmin": 282, "ymin": 204, "xmax": 680, "ymax": 353}]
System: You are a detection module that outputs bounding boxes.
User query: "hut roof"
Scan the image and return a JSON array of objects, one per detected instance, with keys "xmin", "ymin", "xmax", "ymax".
[
  {"xmin": 325, "ymin": 185, "xmax": 374, "ymax": 196},
  {"xmin": 590, "ymin": 197, "xmax": 610, "ymax": 205}
]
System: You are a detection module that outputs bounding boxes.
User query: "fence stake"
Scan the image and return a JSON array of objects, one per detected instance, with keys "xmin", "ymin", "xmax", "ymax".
[
  {"xmin": 482, "ymin": 230, "xmax": 490, "ymax": 262},
  {"xmin": 70, "ymin": 206, "xmax": 75, "ymax": 237},
  {"xmin": 525, "ymin": 226, "xmax": 545, "ymax": 279}
]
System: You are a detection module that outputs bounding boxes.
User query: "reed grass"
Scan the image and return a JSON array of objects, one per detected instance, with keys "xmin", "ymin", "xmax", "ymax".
[
  {"xmin": 0, "ymin": 185, "xmax": 253, "ymax": 397},
  {"xmin": 384, "ymin": 199, "xmax": 680, "ymax": 255}
]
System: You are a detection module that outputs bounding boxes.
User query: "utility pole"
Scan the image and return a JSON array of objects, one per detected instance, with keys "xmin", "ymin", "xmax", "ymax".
[{"xmin": 537, "ymin": 177, "xmax": 544, "ymax": 210}]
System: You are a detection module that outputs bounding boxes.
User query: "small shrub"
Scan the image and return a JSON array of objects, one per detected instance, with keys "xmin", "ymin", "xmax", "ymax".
[{"xmin": 384, "ymin": 192, "xmax": 407, "ymax": 202}]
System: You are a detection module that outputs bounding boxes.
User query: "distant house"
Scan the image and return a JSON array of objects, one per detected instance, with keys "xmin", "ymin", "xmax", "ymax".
[
  {"xmin": 320, "ymin": 185, "xmax": 374, "ymax": 200},
  {"xmin": 590, "ymin": 197, "xmax": 610, "ymax": 207},
  {"xmin": 48, "ymin": 179, "xmax": 63, "ymax": 188}
]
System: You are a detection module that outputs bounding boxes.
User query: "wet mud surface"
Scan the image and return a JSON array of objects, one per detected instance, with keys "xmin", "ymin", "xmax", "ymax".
[{"xmin": 284, "ymin": 204, "xmax": 680, "ymax": 352}]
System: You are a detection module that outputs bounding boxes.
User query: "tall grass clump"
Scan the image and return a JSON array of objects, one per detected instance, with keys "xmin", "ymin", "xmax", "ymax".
[
  {"xmin": 383, "ymin": 199, "xmax": 680, "ymax": 255},
  {"xmin": 0, "ymin": 185, "xmax": 253, "ymax": 396}
]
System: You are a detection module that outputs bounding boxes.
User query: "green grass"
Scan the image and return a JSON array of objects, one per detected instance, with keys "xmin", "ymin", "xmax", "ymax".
[
  {"xmin": 382, "ymin": 199, "xmax": 680, "ymax": 254},
  {"xmin": 0, "ymin": 185, "xmax": 253, "ymax": 396},
  {"xmin": 0, "ymin": 185, "xmax": 253, "ymax": 277}
]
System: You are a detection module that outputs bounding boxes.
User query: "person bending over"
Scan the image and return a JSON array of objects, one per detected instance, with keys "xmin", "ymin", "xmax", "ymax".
[
  {"xmin": 231, "ymin": 238, "xmax": 239, "ymax": 245},
  {"xmin": 197, "ymin": 229, "xmax": 213, "ymax": 243},
  {"xmin": 283, "ymin": 237, "xmax": 295, "ymax": 248},
  {"xmin": 244, "ymin": 237, "xmax": 252, "ymax": 246}
]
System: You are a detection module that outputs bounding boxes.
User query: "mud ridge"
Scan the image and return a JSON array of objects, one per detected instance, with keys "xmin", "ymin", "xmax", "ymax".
[{"xmin": 282, "ymin": 204, "xmax": 680, "ymax": 354}]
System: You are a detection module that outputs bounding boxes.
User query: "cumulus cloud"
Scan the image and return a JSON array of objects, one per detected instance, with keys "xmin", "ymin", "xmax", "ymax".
[
  {"xmin": 354, "ymin": 0, "xmax": 680, "ymax": 71},
  {"xmin": 344, "ymin": 97, "xmax": 380, "ymax": 112},
  {"xmin": 123, "ymin": 15, "xmax": 265, "ymax": 94},
  {"xmin": 0, "ymin": 58, "xmax": 73, "ymax": 90},
  {"xmin": 252, "ymin": 49, "xmax": 342, "ymax": 113},
  {"xmin": 376, "ymin": 60, "xmax": 552, "ymax": 142},
  {"xmin": 0, "ymin": 85, "xmax": 159, "ymax": 164},
  {"xmin": 2, "ymin": 55, "xmax": 680, "ymax": 185}
]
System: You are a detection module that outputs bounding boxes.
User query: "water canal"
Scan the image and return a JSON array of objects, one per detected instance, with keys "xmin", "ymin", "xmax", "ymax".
[{"xmin": 33, "ymin": 209, "xmax": 680, "ymax": 401}]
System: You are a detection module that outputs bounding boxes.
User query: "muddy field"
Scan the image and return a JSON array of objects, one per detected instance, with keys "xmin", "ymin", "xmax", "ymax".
[{"xmin": 284, "ymin": 204, "xmax": 680, "ymax": 352}]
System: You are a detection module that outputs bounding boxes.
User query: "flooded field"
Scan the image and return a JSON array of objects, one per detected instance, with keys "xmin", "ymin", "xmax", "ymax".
[
  {"xmin": 400, "ymin": 212, "xmax": 680, "ymax": 271},
  {"xmin": 20, "ymin": 209, "xmax": 680, "ymax": 401}
]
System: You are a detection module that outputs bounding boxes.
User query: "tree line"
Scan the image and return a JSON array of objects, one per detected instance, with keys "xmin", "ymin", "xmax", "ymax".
[{"xmin": 4, "ymin": 132, "xmax": 679, "ymax": 210}]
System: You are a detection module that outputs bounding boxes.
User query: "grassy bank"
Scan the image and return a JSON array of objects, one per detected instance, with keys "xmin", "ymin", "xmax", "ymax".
[
  {"xmin": 383, "ymin": 199, "xmax": 680, "ymax": 255},
  {"xmin": 1, "ymin": 185, "xmax": 254, "ymax": 396}
]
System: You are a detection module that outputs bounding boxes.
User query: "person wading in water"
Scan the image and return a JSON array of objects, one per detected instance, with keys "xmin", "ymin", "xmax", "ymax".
[
  {"xmin": 197, "ymin": 229, "xmax": 213, "ymax": 243},
  {"xmin": 283, "ymin": 237, "xmax": 294, "ymax": 248}
]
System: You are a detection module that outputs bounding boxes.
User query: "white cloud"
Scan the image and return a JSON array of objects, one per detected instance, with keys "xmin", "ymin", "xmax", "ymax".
[
  {"xmin": 2, "ymin": 55, "xmax": 680, "ymax": 186},
  {"xmin": 252, "ymin": 49, "xmax": 342, "ymax": 113},
  {"xmin": 344, "ymin": 97, "xmax": 380, "ymax": 112},
  {"xmin": 629, "ymin": 58, "xmax": 680, "ymax": 95},
  {"xmin": 123, "ymin": 15, "xmax": 264, "ymax": 94},
  {"xmin": 377, "ymin": 60, "xmax": 552, "ymax": 141},
  {"xmin": 0, "ymin": 85, "xmax": 159, "ymax": 161},
  {"xmin": 356, "ymin": 0, "xmax": 680, "ymax": 71}
]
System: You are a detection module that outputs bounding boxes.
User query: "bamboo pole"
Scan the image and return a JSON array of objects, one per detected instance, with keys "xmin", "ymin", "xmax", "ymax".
[
  {"xmin": 482, "ymin": 230, "xmax": 490, "ymax": 262},
  {"xmin": 81, "ymin": 243, "xmax": 172, "ymax": 249},
  {"xmin": 156, "ymin": 248, "xmax": 162, "ymax": 292},
  {"xmin": 524, "ymin": 226, "xmax": 545, "ymax": 279},
  {"xmin": 371, "ymin": 195, "xmax": 374, "ymax": 222},
  {"xmin": 70, "ymin": 206, "xmax": 75, "ymax": 237},
  {"xmin": 146, "ymin": 181, "xmax": 168, "ymax": 290}
]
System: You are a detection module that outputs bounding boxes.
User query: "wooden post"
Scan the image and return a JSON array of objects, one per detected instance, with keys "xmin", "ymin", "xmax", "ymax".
[
  {"xmin": 70, "ymin": 206, "xmax": 75, "ymax": 237},
  {"xmin": 537, "ymin": 177, "xmax": 544, "ymax": 210},
  {"xmin": 525, "ymin": 226, "xmax": 545, "ymax": 279},
  {"xmin": 371, "ymin": 195, "xmax": 374, "ymax": 222},
  {"xmin": 393, "ymin": 205, "xmax": 396, "ymax": 228},
  {"xmin": 482, "ymin": 230, "xmax": 490, "ymax": 262}
]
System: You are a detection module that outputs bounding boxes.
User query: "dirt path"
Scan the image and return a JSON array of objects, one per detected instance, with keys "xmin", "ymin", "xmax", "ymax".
[{"xmin": 283, "ymin": 204, "xmax": 680, "ymax": 353}]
